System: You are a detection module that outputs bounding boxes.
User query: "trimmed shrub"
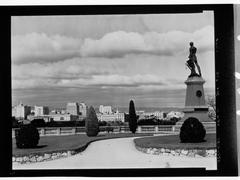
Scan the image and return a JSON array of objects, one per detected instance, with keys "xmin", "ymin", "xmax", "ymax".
[
  {"xmin": 180, "ymin": 117, "xmax": 206, "ymax": 143},
  {"xmin": 85, "ymin": 106, "xmax": 99, "ymax": 137},
  {"xmin": 128, "ymin": 100, "xmax": 138, "ymax": 133},
  {"xmin": 15, "ymin": 124, "xmax": 40, "ymax": 148}
]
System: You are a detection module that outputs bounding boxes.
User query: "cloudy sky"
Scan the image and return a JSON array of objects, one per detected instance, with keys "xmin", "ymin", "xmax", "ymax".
[{"xmin": 11, "ymin": 12, "xmax": 215, "ymax": 109}]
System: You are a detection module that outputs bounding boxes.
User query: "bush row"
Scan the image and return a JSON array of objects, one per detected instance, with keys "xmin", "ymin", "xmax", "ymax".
[{"xmin": 137, "ymin": 117, "xmax": 180, "ymax": 125}]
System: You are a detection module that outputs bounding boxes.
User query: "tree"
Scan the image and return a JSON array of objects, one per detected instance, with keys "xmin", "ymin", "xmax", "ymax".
[
  {"xmin": 128, "ymin": 100, "xmax": 138, "ymax": 133},
  {"xmin": 85, "ymin": 106, "xmax": 99, "ymax": 137},
  {"xmin": 207, "ymin": 95, "xmax": 216, "ymax": 121},
  {"xmin": 12, "ymin": 117, "xmax": 20, "ymax": 128}
]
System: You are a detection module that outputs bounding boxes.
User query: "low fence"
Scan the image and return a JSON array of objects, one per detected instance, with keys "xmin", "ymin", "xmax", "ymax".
[{"xmin": 12, "ymin": 125, "xmax": 175, "ymax": 137}]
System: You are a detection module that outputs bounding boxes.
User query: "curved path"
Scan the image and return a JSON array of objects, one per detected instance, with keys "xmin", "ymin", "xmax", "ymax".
[{"xmin": 13, "ymin": 137, "xmax": 216, "ymax": 170}]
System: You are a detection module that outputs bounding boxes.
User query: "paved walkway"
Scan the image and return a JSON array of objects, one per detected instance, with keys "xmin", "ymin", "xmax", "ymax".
[{"xmin": 13, "ymin": 137, "xmax": 217, "ymax": 170}]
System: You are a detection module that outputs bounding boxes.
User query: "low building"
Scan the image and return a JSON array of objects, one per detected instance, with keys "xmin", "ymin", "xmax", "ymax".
[
  {"xmin": 27, "ymin": 113, "xmax": 79, "ymax": 122},
  {"xmin": 167, "ymin": 111, "xmax": 184, "ymax": 119},
  {"xmin": 153, "ymin": 111, "xmax": 164, "ymax": 120},
  {"xmin": 51, "ymin": 114, "xmax": 79, "ymax": 121},
  {"xmin": 27, "ymin": 115, "xmax": 51, "ymax": 123},
  {"xmin": 97, "ymin": 112, "xmax": 124, "ymax": 122}
]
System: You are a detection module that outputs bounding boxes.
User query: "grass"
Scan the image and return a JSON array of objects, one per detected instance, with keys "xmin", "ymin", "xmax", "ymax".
[
  {"xmin": 12, "ymin": 133, "xmax": 153, "ymax": 157},
  {"xmin": 134, "ymin": 133, "xmax": 216, "ymax": 150}
]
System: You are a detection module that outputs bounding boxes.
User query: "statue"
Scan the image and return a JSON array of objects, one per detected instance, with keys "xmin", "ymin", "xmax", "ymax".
[{"xmin": 186, "ymin": 42, "xmax": 202, "ymax": 77}]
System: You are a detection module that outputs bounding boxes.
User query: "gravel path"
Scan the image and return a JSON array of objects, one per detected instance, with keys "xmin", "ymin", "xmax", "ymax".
[{"xmin": 13, "ymin": 137, "xmax": 217, "ymax": 170}]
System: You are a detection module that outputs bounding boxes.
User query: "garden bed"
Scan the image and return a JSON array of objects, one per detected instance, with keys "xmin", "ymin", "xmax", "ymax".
[
  {"xmin": 134, "ymin": 133, "xmax": 216, "ymax": 157},
  {"xmin": 12, "ymin": 133, "xmax": 153, "ymax": 164}
]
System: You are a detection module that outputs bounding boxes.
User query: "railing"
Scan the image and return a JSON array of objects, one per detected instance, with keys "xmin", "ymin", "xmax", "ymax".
[{"xmin": 12, "ymin": 125, "xmax": 175, "ymax": 137}]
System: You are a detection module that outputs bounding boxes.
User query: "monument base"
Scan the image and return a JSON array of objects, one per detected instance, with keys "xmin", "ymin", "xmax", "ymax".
[{"xmin": 174, "ymin": 106, "xmax": 216, "ymax": 133}]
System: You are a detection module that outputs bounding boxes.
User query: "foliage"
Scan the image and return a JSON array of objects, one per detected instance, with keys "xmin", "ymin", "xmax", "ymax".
[
  {"xmin": 31, "ymin": 119, "xmax": 46, "ymax": 127},
  {"xmin": 46, "ymin": 120, "xmax": 85, "ymax": 127},
  {"xmin": 85, "ymin": 106, "xmax": 99, "ymax": 137},
  {"xmin": 207, "ymin": 95, "xmax": 216, "ymax": 121},
  {"xmin": 12, "ymin": 117, "xmax": 20, "ymax": 128},
  {"xmin": 99, "ymin": 126, "xmax": 114, "ymax": 133},
  {"xmin": 180, "ymin": 117, "xmax": 206, "ymax": 143},
  {"xmin": 15, "ymin": 124, "xmax": 40, "ymax": 148},
  {"xmin": 98, "ymin": 121, "xmax": 107, "ymax": 126},
  {"xmin": 128, "ymin": 100, "xmax": 138, "ymax": 133},
  {"xmin": 137, "ymin": 117, "xmax": 180, "ymax": 125},
  {"xmin": 169, "ymin": 117, "xmax": 180, "ymax": 124},
  {"xmin": 124, "ymin": 113, "xmax": 139, "ymax": 122}
]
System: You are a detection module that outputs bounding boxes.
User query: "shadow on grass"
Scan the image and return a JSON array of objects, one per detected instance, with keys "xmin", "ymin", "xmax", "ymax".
[
  {"xmin": 19, "ymin": 145, "xmax": 48, "ymax": 149},
  {"xmin": 34, "ymin": 145, "xmax": 48, "ymax": 149},
  {"xmin": 180, "ymin": 139, "xmax": 207, "ymax": 143}
]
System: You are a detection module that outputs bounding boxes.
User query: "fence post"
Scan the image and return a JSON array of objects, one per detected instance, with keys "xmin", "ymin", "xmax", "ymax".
[
  {"xmin": 12, "ymin": 129, "xmax": 15, "ymax": 138},
  {"xmin": 41, "ymin": 128, "xmax": 45, "ymax": 136},
  {"xmin": 138, "ymin": 126, "xmax": 141, "ymax": 133},
  {"xmin": 57, "ymin": 128, "xmax": 61, "ymax": 135},
  {"xmin": 172, "ymin": 126, "xmax": 175, "ymax": 132},
  {"xmin": 72, "ymin": 127, "xmax": 76, "ymax": 135},
  {"xmin": 155, "ymin": 126, "xmax": 158, "ymax": 133}
]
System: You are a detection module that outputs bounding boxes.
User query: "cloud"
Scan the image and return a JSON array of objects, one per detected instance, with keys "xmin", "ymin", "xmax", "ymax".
[
  {"xmin": 12, "ymin": 57, "xmax": 168, "ymax": 89},
  {"xmin": 12, "ymin": 71, "xmax": 169, "ymax": 89},
  {"xmin": 12, "ymin": 26, "xmax": 214, "ymax": 64},
  {"xmin": 12, "ymin": 33, "xmax": 83, "ymax": 64},
  {"xmin": 80, "ymin": 26, "xmax": 214, "ymax": 58}
]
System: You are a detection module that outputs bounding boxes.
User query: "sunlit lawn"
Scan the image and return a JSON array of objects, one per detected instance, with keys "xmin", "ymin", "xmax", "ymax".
[
  {"xmin": 134, "ymin": 133, "xmax": 216, "ymax": 149},
  {"xmin": 13, "ymin": 133, "xmax": 153, "ymax": 156}
]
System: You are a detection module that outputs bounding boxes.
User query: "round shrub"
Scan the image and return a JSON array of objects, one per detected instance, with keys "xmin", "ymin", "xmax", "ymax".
[
  {"xmin": 180, "ymin": 117, "xmax": 206, "ymax": 143},
  {"xmin": 15, "ymin": 124, "xmax": 40, "ymax": 148}
]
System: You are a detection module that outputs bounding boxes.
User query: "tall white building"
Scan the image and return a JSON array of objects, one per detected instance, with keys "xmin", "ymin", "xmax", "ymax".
[
  {"xmin": 66, "ymin": 102, "xmax": 79, "ymax": 115},
  {"xmin": 99, "ymin": 105, "xmax": 112, "ymax": 114},
  {"xmin": 79, "ymin": 102, "xmax": 87, "ymax": 117},
  {"xmin": 34, "ymin": 106, "xmax": 49, "ymax": 116},
  {"xmin": 13, "ymin": 103, "xmax": 31, "ymax": 119}
]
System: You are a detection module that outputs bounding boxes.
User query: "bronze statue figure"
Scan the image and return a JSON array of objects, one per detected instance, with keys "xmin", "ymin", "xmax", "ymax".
[{"xmin": 186, "ymin": 42, "xmax": 202, "ymax": 77}]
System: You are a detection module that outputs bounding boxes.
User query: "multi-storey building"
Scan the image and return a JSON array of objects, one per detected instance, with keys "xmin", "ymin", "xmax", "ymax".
[
  {"xmin": 34, "ymin": 106, "xmax": 49, "ymax": 116},
  {"xmin": 99, "ymin": 105, "xmax": 112, "ymax": 114},
  {"xmin": 12, "ymin": 103, "xmax": 31, "ymax": 119},
  {"xmin": 66, "ymin": 102, "xmax": 79, "ymax": 115},
  {"xmin": 79, "ymin": 102, "xmax": 87, "ymax": 117}
]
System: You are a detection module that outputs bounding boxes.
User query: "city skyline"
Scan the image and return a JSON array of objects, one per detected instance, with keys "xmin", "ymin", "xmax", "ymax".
[{"xmin": 11, "ymin": 12, "xmax": 215, "ymax": 108}]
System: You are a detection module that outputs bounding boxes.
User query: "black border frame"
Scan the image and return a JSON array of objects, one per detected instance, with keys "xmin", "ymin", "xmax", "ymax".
[{"xmin": 0, "ymin": 4, "xmax": 237, "ymax": 177}]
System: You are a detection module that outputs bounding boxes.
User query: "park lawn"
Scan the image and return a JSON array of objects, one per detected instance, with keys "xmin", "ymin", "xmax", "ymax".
[
  {"xmin": 134, "ymin": 133, "xmax": 216, "ymax": 150},
  {"xmin": 13, "ymin": 133, "xmax": 153, "ymax": 157}
]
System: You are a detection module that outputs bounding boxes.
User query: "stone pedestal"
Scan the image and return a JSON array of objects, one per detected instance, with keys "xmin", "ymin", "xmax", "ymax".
[{"xmin": 175, "ymin": 76, "xmax": 216, "ymax": 133}]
